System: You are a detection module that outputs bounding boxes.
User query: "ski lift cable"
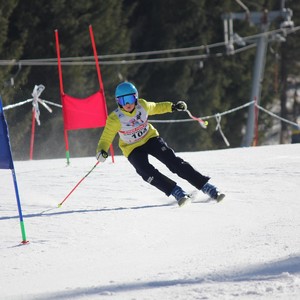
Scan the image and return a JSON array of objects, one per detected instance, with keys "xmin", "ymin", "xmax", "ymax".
[
  {"xmin": 0, "ymin": 42, "xmax": 257, "ymax": 66},
  {"xmin": 0, "ymin": 26, "xmax": 298, "ymax": 66}
]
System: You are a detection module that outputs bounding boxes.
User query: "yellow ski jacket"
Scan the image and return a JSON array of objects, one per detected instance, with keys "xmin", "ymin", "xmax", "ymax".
[{"xmin": 97, "ymin": 99, "xmax": 173, "ymax": 158}]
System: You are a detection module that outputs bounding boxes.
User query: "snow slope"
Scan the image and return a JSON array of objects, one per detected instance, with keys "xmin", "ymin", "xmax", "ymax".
[{"xmin": 0, "ymin": 144, "xmax": 300, "ymax": 300}]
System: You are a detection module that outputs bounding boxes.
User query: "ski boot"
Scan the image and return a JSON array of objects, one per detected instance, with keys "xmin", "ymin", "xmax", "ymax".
[
  {"xmin": 171, "ymin": 185, "xmax": 191, "ymax": 207},
  {"xmin": 201, "ymin": 182, "xmax": 225, "ymax": 202}
]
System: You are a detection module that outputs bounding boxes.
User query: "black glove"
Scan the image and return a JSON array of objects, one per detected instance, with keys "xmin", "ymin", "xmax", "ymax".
[
  {"xmin": 96, "ymin": 149, "xmax": 108, "ymax": 162},
  {"xmin": 172, "ymin": 101, "xmax": 187, "ymax": 112}
]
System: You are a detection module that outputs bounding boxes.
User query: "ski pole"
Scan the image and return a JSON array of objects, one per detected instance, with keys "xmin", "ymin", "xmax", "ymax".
[
  {"xmin": 58, "ymin": 161, "xmax": 100, "ymax": 207},
  {"xmin": 186, "ymin": 109, "xmax": 208, "ymax": 129}
]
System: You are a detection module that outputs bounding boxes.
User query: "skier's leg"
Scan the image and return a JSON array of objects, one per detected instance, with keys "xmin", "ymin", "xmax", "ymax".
[
  {"xmin": 148, "ymin": 137, "xmax": 210, "ymax": 190},
  {"xmin": 149, "ymin": 138, "xmax": 225, "ymax": 201},
  {"xmin": 149, "ymin": 138, "xmax": 225, "ymax": 200},
  {"xmin": 128, "ymin": 147, "xmax": 176, "ymax": 196}
]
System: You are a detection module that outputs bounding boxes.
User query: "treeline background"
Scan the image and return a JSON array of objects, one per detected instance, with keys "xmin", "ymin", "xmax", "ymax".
[{"xmin": 0, "ymin": 0, "xmax": 299, "ymax": 160}]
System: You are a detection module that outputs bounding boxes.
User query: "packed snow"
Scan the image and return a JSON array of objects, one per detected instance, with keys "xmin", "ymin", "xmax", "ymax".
[{"xmin": 0, "ymin": 144, "xmax": 300, "ymax": 300}]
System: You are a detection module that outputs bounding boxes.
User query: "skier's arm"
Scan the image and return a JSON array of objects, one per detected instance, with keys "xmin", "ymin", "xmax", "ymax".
[
  {"xmin": 139, "ymin": 99, "xmax": 187, "ymax": 115},
  {"xmin": 96, "ymin": 114, "xmax": 120, "ymax": 155},
  {"xmin": 139, "ymin": 99, "xmax": 173, "ymax": 115}
]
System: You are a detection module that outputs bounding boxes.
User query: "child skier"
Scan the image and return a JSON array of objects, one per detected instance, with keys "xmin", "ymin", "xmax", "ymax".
[{"xmin": 96, "ymin": 82, "xmax": 225, "ymax": 206}]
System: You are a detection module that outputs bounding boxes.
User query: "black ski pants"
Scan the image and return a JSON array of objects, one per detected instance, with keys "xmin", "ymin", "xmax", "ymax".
[{"xmin": 127, "ymin": 137, "xmax": 209, "ymax": 196}]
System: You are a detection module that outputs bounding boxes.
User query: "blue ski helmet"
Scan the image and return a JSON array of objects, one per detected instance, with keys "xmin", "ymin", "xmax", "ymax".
[{"xmin": 115, "ymin": 82, "xmax": 138, "ymax": 107}]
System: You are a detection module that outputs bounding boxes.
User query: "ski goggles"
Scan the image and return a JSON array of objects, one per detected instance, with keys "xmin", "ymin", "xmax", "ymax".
[{"xmin": 116, "ymin": 94, "xmax": 137, "ymax": 106}]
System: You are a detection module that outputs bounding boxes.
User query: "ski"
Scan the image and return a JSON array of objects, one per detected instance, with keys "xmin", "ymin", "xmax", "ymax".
[
  {"xmin": 216, "ymin": 192, "xmax": 226, "ymax": 202},
  {"xmin": 177, "ymin": 196, "xmax": 192, "ymax": 207}
]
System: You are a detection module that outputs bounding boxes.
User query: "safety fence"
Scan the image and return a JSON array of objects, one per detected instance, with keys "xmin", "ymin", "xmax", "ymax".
[{"xmin": 3, "ymin": 91, "xmax": 300, "ymax": 148}]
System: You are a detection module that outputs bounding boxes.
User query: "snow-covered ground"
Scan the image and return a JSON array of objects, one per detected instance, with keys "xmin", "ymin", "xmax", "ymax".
[{"xmin": 0, "ymin": 144, "xmax": 299, "ymax": 300}]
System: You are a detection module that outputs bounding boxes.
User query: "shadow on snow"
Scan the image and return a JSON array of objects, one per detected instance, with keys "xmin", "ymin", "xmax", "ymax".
[
  {"xmin": 0, "ymin": 203, "xmax": 173, "ymax": 221},
  {"xmin": 25, "ymin": 255, "xmax": 300, "ymax": 300}
]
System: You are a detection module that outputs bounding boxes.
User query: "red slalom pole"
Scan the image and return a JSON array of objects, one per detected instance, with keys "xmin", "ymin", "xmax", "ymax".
[
  {"xmin": 58, "ymin": 161, "xmax": 100, "ymax": 207},
  {"xmin": 89, "ymin": 25, "xmax": 115, "ymax": 163}
]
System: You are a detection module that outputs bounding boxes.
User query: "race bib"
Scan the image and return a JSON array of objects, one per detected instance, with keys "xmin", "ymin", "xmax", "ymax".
[{"xmin": 114, "ymin": 104, "xmax": 150, "ymax": 144}]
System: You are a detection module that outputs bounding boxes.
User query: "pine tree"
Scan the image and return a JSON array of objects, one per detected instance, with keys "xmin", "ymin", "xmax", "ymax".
[
  {"xmin": 2, "ymin": 0, "xmax": 299, "ymax": 159},
  {"xmin": 5, "ymin": 0, "xmax": 131, "ymax": 159}
]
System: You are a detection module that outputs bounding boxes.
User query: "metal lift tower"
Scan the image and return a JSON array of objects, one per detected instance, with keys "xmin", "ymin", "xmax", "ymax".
[{"xmin": 222, "ymin": 2, "xmax": 293, "ymax": 147}]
